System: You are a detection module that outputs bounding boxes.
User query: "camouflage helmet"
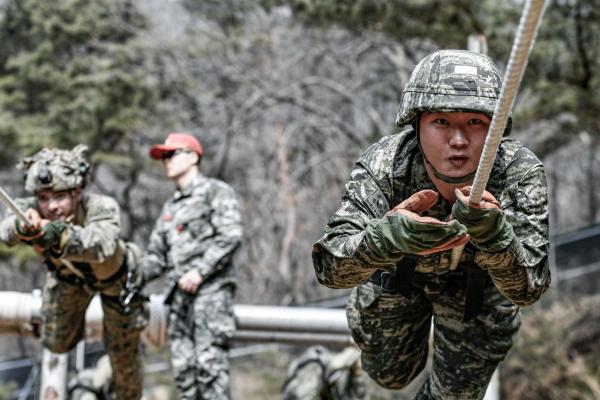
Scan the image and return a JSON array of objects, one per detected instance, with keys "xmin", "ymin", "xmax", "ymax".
[
  {"xmin": 18, "ymin": 145, "xmax": 90, "ymax": 193},
  {"xmin": 396, "ymin": 49, "xmax": 511, "ymax": 135}
]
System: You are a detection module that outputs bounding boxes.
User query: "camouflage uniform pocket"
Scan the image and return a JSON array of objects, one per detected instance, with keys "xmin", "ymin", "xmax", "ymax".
[
  {"xmin": 201, "ymin": 288, "xmax": 235, "ymax": 346},
  {"xmin": 346, "ymin": 283, "xmax": 384, "ymax": 352}
]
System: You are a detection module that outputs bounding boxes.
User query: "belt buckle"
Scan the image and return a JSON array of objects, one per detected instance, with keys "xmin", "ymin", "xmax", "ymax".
[{"xmin": 380, "ymin": 271, "xmax": 396, "ymax": 292}]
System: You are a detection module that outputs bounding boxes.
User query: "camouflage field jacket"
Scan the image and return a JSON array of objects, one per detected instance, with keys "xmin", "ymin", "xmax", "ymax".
[
  {"xmin": 0, "ymin": 193, "xmax": 127, "ymax": 281},
  {"xmin": 313, "ymin": 130, "xmax": 550, "ymax": 307},
  {"xmin": 142, "ymin": 173, "xmax": 243, "ymax": 293}
]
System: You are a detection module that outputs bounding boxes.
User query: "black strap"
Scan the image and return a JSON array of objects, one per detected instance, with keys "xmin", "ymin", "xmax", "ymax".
[
  {"xmin": 462, "ymin": 261, "xmax": 488, "ymax": 322},
  {"xmin": 394, "ymin": 255, "xmax": 418, "ymax": 297},
  {"xmin": 369, "ymin": 257, "xmax": 489, "ymax": 321},
  {"xmin": 369, "ymin": 254, "xmax": 418, "ymax": 297},
  {"xmin": 45, "ymin": 257, "xmax": 128, "ymax": 290}
]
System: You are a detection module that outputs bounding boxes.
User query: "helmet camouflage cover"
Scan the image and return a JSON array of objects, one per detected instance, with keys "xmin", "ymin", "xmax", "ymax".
[
  {"xmin": 396, "ymin": 49, "xmax": 511, "ymax": 135},
  {"xmin": 18, "ymin": 144, "xmax": 90, "ymax": 193}
]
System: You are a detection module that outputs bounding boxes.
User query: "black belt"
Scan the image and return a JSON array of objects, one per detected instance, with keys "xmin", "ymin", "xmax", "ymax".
[
  {"xmin": 369, "ymin": 255, "xmax": 418, "ymax": 297},
  {"xmin": 368, "ymin": 256, "xmax": 488, "ymax": 322}
]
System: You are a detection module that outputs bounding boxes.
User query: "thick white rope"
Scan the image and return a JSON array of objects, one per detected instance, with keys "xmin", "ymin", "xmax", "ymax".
[
  {"xmin": 140, "ymin": 294, "xmax": 169, "ymax": 350},
  {"xmin": 0, "ymin": 186, "xmax": 32, "ymax": 225},
  {"xmin": 470, "ymin": 0, "xmax": 547, "ymax": 204},
  {"xmin": 450, "ymin": 0, "xmax": 547, "ymax": 269}
]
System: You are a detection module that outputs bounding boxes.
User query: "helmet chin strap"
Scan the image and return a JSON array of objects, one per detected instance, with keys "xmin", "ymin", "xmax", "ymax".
[
  {"xmin": 413, "ymin": 116, "xmax": 476, "ymax": 185},
  {"xmin": 429, "ymin": 164, "xmax": 476, "ymax": 184}
]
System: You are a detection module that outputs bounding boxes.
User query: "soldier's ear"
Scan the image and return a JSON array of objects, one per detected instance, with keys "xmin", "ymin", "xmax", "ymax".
[
  {"xmin": 69, "ymin": 188, "xmax": 82, "ymax": 202},
  {"xmin": 191, "ymin": 152, "xmax": 200, "ymax": 167}
]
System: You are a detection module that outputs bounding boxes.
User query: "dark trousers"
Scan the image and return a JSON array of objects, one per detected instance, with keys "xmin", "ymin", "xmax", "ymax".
[{"xmin": 347, "ymin": 274, "xmax": 520, "ymax": 399}]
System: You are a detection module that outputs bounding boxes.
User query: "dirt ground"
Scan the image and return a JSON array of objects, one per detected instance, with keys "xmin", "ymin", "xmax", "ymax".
[{"xmin": 144, "ymin": 345, "xmax": 420, "ymax": 400}]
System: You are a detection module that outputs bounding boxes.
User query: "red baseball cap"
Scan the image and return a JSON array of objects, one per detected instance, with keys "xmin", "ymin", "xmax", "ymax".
[{"xmin": 149, "ymin": 133, "xmax": 204, "ymax": 160}]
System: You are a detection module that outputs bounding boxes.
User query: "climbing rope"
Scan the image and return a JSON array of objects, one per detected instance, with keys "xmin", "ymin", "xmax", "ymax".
[
  {"xmin": 450, "ymin": 0, "xmax": 547, "ymax": 269},
  {"xmin": 470, "ymin": 0, "xmax": 547, "ymax": 203},
  {"xmin": 140, "ymin": 294, "xmax": 169, "ymax": 350}
]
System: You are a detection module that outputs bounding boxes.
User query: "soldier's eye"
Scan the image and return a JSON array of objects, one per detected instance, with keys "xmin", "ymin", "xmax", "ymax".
[{"xmin": 468, "ymin": 119, "xmax": 483, "ymax": 125}]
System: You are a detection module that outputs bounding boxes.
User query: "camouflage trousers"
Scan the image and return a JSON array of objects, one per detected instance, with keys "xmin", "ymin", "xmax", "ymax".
[
  {"xmin": 347, "ymin": 272, "xmax": 521, "ymax": 400},
  {"xmin": 168, "ymin": 285, "xmax": 235, "ymax": 400},
  {"xmin": 41, "ymin": 268, "xmax": 147, "ymax": 400}
]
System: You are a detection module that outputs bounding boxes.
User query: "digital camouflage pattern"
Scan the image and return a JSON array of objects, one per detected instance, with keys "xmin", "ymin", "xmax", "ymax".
[
  {"xmin": 395, "ymin": 49, "xmax": 511, "ymax": 136},
  {"xmin": 345, "ymin": 276, "xmax": 520, "ymax": 399},
  {"xmin": 168, "ymin": 286, "xmax": 235, "ymax": 399},
  {"xmin": 142, "ymin": 173, "xmax": 243, "ymax": 400},
  {"xmin": 17, "ymin": 144, "xmax": 90, "ymax": 193},
  {"xmin": 283, "ymin": 346, "xmax": 368, "ymax": 400},
  {"xmin": 0, "ymin": 193, "xmax": 146, "ymax": 400},
  {"xmin": 312, "ymin": 130, "xmax": 549, "ymax": 398}
]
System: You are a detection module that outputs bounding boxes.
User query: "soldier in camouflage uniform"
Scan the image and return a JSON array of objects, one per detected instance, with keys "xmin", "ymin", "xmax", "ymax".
[
  {"xmin": 312, "ymin": 50, "xmax": 550, "ymax": 399},
  {"xmin": 282, "ymin": 346, "xmax": 368, "ymax": 400},
  {"xmin": 142, "ymin": 133, "xmax": 243, "ymax": 400},
  {"xmin": 0, "ymin": 145, "xmax": 147, "ymax": 400}
]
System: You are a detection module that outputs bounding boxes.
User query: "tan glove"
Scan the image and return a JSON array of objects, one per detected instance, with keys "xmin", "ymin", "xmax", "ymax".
[
  {"xmin": 365, "ymin": 190, "xmax": 469, "ymax": 257},
  {"xmin": 452, "ymin": 186, "xmax": 515, "ymax": 252}
]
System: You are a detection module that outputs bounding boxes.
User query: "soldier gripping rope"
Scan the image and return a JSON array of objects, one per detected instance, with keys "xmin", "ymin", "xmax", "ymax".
[
  {"xmin": 312, "ymin": 50, "xmax": 550, "ymax": 399},
  {"xmin": 141, "ymin": 133, "xmax": 243, "ymax": 400},
  {"xmin": 0, "ymin": 145, "xmax": 147, "ymax": 400}
]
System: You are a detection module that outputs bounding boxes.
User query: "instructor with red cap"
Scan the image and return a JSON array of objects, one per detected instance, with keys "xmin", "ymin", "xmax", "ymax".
[{"xmin": 142, "ymin": 132, "xmax": 243, "ymax": 400}]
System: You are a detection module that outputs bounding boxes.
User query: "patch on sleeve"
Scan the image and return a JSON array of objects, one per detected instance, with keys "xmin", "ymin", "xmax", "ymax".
[{"xmin": 364, "ymin": 188, "xmax": 390, "ymax": 218}]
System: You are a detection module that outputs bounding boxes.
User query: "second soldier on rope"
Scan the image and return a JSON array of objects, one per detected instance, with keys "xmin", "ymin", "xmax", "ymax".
[{"xmin": 0, "ymin": 145, "xmax": 147, "ymax": 400}]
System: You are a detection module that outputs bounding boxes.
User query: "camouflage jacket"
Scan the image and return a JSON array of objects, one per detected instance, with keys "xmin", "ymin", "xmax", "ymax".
[
  {"xmin": 0, "ymin": 193, "xmax": 127, "ymax": 281},
  {"xmin": 313, "ymin": 130, "xmax": 550, "ymax": 307},
  {"xmin": 142, "ymin": 173, "xmax": 243, "ymax": 292}
]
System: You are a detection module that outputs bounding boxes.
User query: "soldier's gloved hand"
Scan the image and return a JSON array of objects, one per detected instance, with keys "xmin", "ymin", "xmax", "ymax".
[
  {"xmin": 365, "ymin": 190, "xmax": 469, "ymax": 257},
  {"xmin": 33, "ymin": 220, "xmax": 68, "ymax": 254},
  {"xmin": 14, "ymin": 208, "xmax": 43, "ymax": 243},
  {"xmin": 452, "ymin": 186, "xmax": 515, "ymax": 252}
]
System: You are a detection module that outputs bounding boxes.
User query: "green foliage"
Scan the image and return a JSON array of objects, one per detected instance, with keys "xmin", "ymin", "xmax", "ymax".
[
  {"xmin": 180, "ymin": 0, "xmax": 260, "ymax": 28},
  {"xmin": 264, "ymin": 0, "xmax": 600, "ymax": 155},
  {"xmin": 262, "ymin": 0, "xmax": 519, "ymax": 47},
  {"xmin": 0, "ymin": 242, "xmax": 38, "ymax": 265},
  {"xmin": 0, "ymin": 0, "xmax": 159, "ymax": 164},
  {"xmin": 0, "ymin": 381, "xmax": 17, "ymax": 400}
]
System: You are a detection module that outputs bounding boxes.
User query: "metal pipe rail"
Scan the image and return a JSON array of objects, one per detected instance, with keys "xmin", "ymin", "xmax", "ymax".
[
  {"xmin": 0, "ymin": 290, "xmax": 503, "ymax": 400},
  {"xmin": 0, "ymin": 291, "xmax": 352, "ymax": 348}
]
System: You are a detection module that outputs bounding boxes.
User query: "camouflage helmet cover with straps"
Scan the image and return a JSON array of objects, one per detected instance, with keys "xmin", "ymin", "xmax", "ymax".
[
  {"xmin": 396, "ymin": 49, "xmax": 511, "ymax": 135},
  {"xmin": 18, "ymin": 144, "xmax": 91, "ymax": 193}
]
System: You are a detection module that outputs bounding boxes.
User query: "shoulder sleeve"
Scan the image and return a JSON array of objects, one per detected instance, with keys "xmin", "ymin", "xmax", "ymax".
[
  {"xmin": 190, "ymin": 180, "xmax": 243, "ymax": 279},
  {"xmin": 312, "ymin": 133, "xmax": 408, "ymax": 289},
  {"xmin": 142, "ymin": 202, "xmax": 171, "ymax": 283},
  {"xmin": 61, "ymin": 194, "xmax": 122, "ymax": 262},
  {"xmin": 478, "ymin": 143, "xmax": 550, "ymax": 306}
]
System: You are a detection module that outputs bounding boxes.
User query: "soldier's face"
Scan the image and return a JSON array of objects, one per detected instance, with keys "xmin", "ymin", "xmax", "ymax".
[
  {"xmin": 419, "ymin": 111, "xmax": 490, "ymax": 179},
  {"xmin": 162, "ymin": 148, "xmax": 198, "ymax": 180},
  {"xmin": 36, "ymin": 189, "xmax": 80, "ymax": 221}
]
